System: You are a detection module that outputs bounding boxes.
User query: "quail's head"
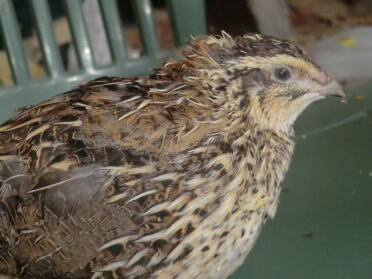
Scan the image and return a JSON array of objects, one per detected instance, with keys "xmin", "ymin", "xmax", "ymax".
[{"xmin": 172, "ymin": 33, "xmax": 346, "ymax": 133}]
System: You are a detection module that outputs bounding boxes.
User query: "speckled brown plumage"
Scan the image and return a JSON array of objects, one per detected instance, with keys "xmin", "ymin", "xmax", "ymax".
[{"xmin": 0, "ymin": 33, "xmax": 345, "ymax": 279}]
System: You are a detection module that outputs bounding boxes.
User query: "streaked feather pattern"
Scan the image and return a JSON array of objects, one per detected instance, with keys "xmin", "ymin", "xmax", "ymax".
[{"xmin": 0, "ymin": 33, "xmax": 344, "ymax": 279}]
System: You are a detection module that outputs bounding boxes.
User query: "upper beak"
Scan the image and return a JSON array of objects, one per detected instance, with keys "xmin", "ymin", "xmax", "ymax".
[{"xmin": 318, "ymin": 80, "xmax": 347, "ymax": 103}]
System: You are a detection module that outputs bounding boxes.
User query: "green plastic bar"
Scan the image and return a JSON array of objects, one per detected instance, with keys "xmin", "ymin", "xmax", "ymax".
[
  {"xmin": 30, "ymin": 0, "xmax": 64, "ymax": 78},
  {"xmin": 131, "ymin": 0, "xmax": 161, "ymax": 57},
  {"xmin": 0, "ymin": 0, "xmax": 30, "ymax": 85},
  {"xmin": 65, "ymin": 0, "xmax": 95, "ymax": 72},
  {"xmin": 167, "ymin": 0, "xmax": 207, "ymax": 46},
  {"xmin": 99, "ymin": 0, "xmax": 129, "ymax": 63}
]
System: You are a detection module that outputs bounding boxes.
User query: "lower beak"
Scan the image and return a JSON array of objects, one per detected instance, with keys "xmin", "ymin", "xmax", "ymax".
[{"xmin": 319, "ymin": 80, "xmax": 347, "ymax": 103}]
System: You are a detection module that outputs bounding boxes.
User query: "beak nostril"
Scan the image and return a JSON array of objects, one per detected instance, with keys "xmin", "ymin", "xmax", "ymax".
[{"xmin": 312, "ymin": 72, "xmax": 331, "ymax": 85}]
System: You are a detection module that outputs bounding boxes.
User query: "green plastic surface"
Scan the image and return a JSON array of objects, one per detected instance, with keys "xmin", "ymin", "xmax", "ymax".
[
  {"xmin": 0, "ymin": 0, "xmax": 30, "ymax": 85},
  {"xmin": 132, "ymin": 0, "xmax": 162, "ymax": 57},
  {"xmin": 167, "ymin": 0, "xmax": 207, "ymax": 46},
  {"xmin": 231, "ymin": 86, "xmax": 372, "ymax": 278},
  {"xmin": 0, "ymin": 0, "xmax": 206, "ymax": 123},
  {"xmin": 31, "ymin": 0, "xmax": 64, "ymax": 78}
]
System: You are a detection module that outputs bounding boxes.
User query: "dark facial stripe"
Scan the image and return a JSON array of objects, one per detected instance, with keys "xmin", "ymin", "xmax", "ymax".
[{"xmin": 277, "ymin": 90, "xmax": 308, "ymax": 100}]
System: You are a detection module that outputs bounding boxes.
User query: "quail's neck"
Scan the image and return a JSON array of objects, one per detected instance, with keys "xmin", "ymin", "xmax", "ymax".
[{"xmin": 220, "ymin": 126, "xmax": 294, "ymax": 214}]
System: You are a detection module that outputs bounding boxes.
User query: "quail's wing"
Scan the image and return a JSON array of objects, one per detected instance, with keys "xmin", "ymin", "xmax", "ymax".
[{"xmin": 0, "ymin": 77, "xmax": 183, "ymax": 276}]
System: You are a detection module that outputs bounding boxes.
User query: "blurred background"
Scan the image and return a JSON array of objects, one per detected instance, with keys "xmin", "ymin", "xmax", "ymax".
[
  {"xmin": 0, "ymin": 1, "xmax": 371, "ymax": 279},
  {"xmin": 2, "ymin": 0, "xmax": 372, "ymax": 89}
]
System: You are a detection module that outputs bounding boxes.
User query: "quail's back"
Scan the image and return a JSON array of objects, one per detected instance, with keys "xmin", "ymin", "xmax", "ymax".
[{"xmin": 0, "ymin": 33, "xmax": 345, "ymax": 279}]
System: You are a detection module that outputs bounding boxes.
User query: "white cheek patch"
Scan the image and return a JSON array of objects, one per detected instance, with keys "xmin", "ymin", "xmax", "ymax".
[{"xmin": 283, "ymin": 93, "xmax": 325, "ymax": 130}]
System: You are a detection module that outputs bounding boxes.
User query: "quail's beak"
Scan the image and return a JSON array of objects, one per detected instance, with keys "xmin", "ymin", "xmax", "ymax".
[{"xmin": 318, "ymin": 79, "xmax": 347, "ymax": 103}]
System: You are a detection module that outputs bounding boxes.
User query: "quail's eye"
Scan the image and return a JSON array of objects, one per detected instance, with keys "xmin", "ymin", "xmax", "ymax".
[{"xmin": 274, "ymin": 67, "xmax": 292, "ymax": 82}]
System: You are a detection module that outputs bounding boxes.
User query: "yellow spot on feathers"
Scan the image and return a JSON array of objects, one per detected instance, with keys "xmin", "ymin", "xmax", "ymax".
[{"xmin": 239, "ymin": 196, "xmax": 270, "ymax": 212}]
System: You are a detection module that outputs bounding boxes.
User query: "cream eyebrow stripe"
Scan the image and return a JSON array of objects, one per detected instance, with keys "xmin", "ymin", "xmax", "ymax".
[{"xmin": 236, "ymin": 55, "xmax": 318, "ymax": 75}]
